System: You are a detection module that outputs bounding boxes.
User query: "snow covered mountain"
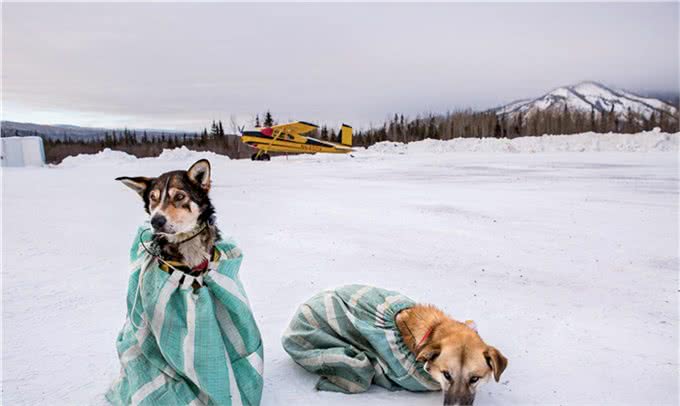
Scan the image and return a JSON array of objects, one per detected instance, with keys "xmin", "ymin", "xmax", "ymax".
[{"xmin": 495, "ymin": 81, "xmax": 678, "ymax": 120}]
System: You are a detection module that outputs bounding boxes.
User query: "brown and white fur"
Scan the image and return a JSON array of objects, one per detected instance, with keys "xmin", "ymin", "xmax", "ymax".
[
  {"xmin": 116, "ymin": 159, "xmax": 220, "ymax": 268},
  {"xmin": 396, "ymin": 305, "xmax": 508, "ymax": 406}
]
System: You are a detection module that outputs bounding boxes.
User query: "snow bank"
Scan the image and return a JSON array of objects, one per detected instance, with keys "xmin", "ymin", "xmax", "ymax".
[
  {"xmin": 155, "ymin": 146, "xmax": 229, "ymax": 162},
  {"xmin": 56, "ymin": 132, "xmax": 678, "ymax": 168},
  {"xmin": 58, "ymin": 146, "xmax": 230, "ymax": 167},
  {"xmin": 366, "ymin": 130, "xmax": 679, "ymax": 155},
  {"xmin": 58, "ymin": 148, "xmax": 138, "ymax": 167}
]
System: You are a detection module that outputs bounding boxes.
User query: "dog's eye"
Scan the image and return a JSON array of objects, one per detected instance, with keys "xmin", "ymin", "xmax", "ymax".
[
  {"xmin": 174, "ymin": 193, "xmax": 185, "ymax": 201},
  {"xmin": 442, "ymin": 371, "xmax": 452, "ymax": 381},
  {"xmin": 469, "ymin": 376, "xmax": 480, "ymax": 384}
]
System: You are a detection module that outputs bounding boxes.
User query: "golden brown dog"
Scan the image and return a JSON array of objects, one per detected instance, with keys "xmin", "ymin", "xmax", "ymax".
[{"xmin": 396, "ymin": 305, "xmax": 508, "ymax": 405}]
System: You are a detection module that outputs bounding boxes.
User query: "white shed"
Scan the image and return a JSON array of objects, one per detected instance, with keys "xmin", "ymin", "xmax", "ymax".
[{"xmin": 1, "ymin": 136, "xmax": 46, "ymax": 167}]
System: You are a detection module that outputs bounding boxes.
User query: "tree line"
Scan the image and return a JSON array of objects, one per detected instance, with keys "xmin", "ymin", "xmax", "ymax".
[
  {"xmin": 5, "ymin": 106, "xmax": 678, "ymax": 164},
  {"xmin": 28, "ymin": 111, "xmax": 279, "ymax": 163},
  {"xmin": 36, "ymin": 120, "xmax": 251, "ymax": 164},
  {"xmin": 350, "ymin": 106, "xmax": 678, "ymax": 147}
]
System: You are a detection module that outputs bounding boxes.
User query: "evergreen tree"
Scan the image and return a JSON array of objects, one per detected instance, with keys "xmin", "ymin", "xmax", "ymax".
[
  {"xmin": 494, "ymin": 115, "xmax": 502, "ymax": 138},
  {"xmin": 515, "ymin": 112, "xmax": 524, "ymax": 137},
  {"xmin": 263, "ymin": 110, "xmax": 274, "ymax": 127},
  {"xmin": 561, "ymin": 105, "xmax": 570, "ymax": 134},
  {"xmin": 590, "ymin": 108, "xmax": 596, "ymax": 132},
  {"xmin": 210, "ymin": 120, "xmax": 219, "ymax": 137},
  {"xmin": 428, "ymin": 117, "xmax": 439, "ymax": 139}
]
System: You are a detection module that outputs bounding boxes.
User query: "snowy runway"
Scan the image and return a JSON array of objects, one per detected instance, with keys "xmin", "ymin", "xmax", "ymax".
[{"xmin": 2, "ymin": 146, "xmax": 678, "ymax": 405}]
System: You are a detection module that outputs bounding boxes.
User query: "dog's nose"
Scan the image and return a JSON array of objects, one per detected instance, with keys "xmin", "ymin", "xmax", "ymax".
[{"xmin": 151, "ymin": 215, "xmax": 167, "ymax": 230}]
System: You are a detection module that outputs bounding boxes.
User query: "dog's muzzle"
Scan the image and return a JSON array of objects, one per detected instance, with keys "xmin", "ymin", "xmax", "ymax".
[{"xmin": 444, "ymin": 388, "xmax": 475, "ymax": 406}]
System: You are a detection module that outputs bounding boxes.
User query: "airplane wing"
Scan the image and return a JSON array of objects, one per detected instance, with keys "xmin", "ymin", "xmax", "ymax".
[{"xmin": 270, "ymin": 121, "xmax": 319, "ymax": 136}]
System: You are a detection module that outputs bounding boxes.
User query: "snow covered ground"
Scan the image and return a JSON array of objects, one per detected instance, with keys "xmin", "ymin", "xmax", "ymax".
[{"xmin": 2, "ymin": 133, "xmax": 679, "ymax": 405}]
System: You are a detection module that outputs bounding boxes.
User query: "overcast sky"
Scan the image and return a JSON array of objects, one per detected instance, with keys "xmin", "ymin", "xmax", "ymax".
[{"xmin": 2, "ymin": 2, "xmax": 678, "ymax": 131}]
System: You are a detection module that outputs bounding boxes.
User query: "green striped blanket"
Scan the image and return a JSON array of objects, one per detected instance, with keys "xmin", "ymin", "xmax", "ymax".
[
  {"xmin": 106, "ymin": 226, "xmax": 263, "ymax": 406},
  {"xmin": 281, "ymin": 285, "xmax": 439, "ymax": 394}
]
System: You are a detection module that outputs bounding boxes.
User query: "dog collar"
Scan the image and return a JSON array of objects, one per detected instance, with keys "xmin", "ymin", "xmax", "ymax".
[
  {"xmin": 191, "ymin": 259, "xmax": 209, "ymax": 273},
  {"xmin": 158, "ymin": 249, "xmax": 220, "ymax": 275},
  {"xmin": 416, "ymin": 327, "xmax": 434, "ymax": 350}
]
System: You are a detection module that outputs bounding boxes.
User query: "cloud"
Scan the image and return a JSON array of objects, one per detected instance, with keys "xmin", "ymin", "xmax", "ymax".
[{"xmin": 2, "ymin": 2, "xmax": 677, "ymax": 130}]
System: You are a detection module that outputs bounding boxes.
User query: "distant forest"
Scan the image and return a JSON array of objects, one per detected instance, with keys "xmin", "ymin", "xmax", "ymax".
[
  {"xmin": 2, "ymin": 107, "xmax": 678, "ymax": 164},
  {"xmin": 37, "ymin": 123, "xmax": 252, "ymax": 164},
  {"xmin": 353, "ymin": 107, "xmax": 678, "ymax": 145}
]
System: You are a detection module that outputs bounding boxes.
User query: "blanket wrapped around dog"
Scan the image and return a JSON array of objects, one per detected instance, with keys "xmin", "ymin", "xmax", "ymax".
[
  {"xmin": 281, "ymin": 284, "xmax": 439, "ymax": 394},
  {"xmin": 106, "ymin": 226, "xmax": 263, "ymax": 406}
]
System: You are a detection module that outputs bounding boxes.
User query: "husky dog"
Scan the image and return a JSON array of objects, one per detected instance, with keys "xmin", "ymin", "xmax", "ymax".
[
  {"xmin": 116, "ymin": 159, "xmax": 219, "ymax": 269},
  {"xmin": 110, "ymin": 159, "xmax": 266, "ymax": 405}
]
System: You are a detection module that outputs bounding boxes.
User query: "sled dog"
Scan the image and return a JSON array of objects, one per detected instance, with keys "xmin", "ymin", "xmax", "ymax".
[
  {"xmin": 395, "ymin": 302, "xmax": 507, "ymax": 405},
  {"xmin": 282, "ymin": 285, "xmax": 507, "ymax": 406},
  {"xmin": 110, "ymin": 159, "xmax": 265, "ymax": 405},
  {"xmin": 116, "ymin": 159, "xmax": 219, "ymax": 269}
]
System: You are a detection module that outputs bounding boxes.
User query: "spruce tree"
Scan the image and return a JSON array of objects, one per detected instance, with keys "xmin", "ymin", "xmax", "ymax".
[
  {"xmin": 494, "ymin": 115, "xmax": 502, "ymax": 138},
  {"xmin": 590, "ymin": 108, "xmax": 596, "ymax": 132},
  {"xmin": 516, "ymin": 112, "xmax": 524, "ymax": 137},
  {"xmin": 264, "ymin": 110, "xmax": 274, "ymax": 127},
  {"xmin": 210, "ymin": 120, "xmax": 219, "ymax": 137}
]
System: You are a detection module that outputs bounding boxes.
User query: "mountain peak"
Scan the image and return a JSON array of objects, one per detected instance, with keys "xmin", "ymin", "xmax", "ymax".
[{"xmin": 496, "ymin": 81, "xmax": 678, "ymax": 119}]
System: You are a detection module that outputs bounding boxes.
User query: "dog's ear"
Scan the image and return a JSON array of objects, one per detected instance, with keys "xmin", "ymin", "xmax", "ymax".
[
  {"xmin": 116, "ymin": 176, "xmax": 153, "ymax": 197},
  {"xmin": 187, "ymin": 159, "xmax": 211, "ymax": 191},
  {"xmin": 484, "ymin": 346, "xmax": 508, "ymax": 382}
]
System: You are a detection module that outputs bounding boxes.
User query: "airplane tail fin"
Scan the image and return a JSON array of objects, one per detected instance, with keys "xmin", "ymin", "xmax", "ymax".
[{"xmin": 340, "ymin": 124, "xmax": 352, "ymax": 147}]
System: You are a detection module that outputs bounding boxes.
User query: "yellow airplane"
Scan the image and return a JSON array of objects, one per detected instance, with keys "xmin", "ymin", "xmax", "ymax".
[{"xmin": 240, "ymin": 121, "xmax": 352, "ymax": 160}]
